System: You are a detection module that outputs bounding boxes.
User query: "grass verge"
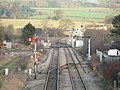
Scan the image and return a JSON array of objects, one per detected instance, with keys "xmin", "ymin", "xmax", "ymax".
[{"xmin": 0, "ymin": 56, "xmax": 23, "ymax": 88}]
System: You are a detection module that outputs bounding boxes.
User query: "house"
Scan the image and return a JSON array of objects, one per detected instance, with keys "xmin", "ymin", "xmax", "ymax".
[{"xmin": 80, "ymin": 0, "xmax": 97, "ymax": 3}]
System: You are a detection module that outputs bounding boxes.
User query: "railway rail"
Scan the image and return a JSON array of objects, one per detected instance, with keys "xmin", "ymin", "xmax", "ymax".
[
  {"xmin": 71, "ymin": 48, "xmax": 86, "ymax": 73},
  {"xmin": 43, "ymin": 48, "xmax": 59, "ymax": 90},
  {"xmin": 24, "ymin": 39, "xmax": 102, "ymax": 90},
  {"xmin": 64, "ymin": 47, "xmax": 88, "ymax": 90},
  {"xmin": 43, "ymin": 42, "xmax": 87, "ymax": 90}
]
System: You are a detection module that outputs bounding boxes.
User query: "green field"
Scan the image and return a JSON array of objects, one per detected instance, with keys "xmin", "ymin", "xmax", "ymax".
[
  {"xmin": 29, "ymin": 7, "xmax": 120, "ymax": 22},
  {"xmin": 1, "ymin": 7, "xmax": 120, "ymax": 29}
]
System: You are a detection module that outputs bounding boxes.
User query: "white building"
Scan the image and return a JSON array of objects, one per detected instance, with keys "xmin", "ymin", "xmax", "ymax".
[
  {"xmin": 3, "ymin": 40, "xmax": 12, "ymax": 49},
  {"xmin": 81, "ymin": 0, "xmax": 97, "ymax": 3},
  {"xmin": 108, "ymin": 49, "xmax": 120, "ymax": 56}
]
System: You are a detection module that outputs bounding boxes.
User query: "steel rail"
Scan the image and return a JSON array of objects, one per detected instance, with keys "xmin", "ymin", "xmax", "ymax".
[
  {"xmin": 57, "ymin": 48, "xmax": 60, "ymax": 90},
  {"xmin": 43, "ymin": 48, "xmax": 59, "ymax": 90},
  {"xmin": 67, "ymin": 47, "xmax": 88, "ymax": 90},
  {"xmin": 43, "ymin": 49, "xmax": 54, "ymax": 90},
  {"xmin": 64, "ymin": 48, "xmax": 76, "ymax": 90},
  {"xmin": 71, "ymin": 48, "xmax": 86, "ymax": 73}
]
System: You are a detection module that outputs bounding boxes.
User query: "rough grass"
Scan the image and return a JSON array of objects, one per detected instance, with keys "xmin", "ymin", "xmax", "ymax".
[
  {"xmin": 1, "ymin": 73, "xmax": 26, "ymax": 90},
  {"xmin": 1, "ymin": 19, "xmax": 86, "ymax": 29},
  {"xmin": 1, "ymin": 19, "xmax": 44, "ymax": 28},
  {"xmin": 0, "ymin": 56, "xmax": 23, "ymax": 89},
  {"xmin": 0, "ymin": 56, "xmax": 22, "ymax": 75}
]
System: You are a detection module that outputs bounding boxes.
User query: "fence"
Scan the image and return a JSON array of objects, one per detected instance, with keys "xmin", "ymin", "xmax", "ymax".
[{"xmin": 96, "ymin": 49, "xmax": 120, "ymax": 63}]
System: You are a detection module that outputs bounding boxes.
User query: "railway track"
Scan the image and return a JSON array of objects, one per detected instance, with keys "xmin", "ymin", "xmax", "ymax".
[
  {"xmin": 64, "ymin": 47, "xmax": 87, "ymax": 90},
  {"xmin": 71, "ymin": 48, "xmax": 86, "ymax": 73},
  {"xmin": 43, "ymin": 48, "xmax": 59, "ymax": 90},
  {"xmin": 43, "ymin": 42, "xmax": 87, "ymax": 90}
]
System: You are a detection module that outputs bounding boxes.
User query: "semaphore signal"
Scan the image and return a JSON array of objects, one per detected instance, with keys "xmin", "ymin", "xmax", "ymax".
[{"xmin": 26, "ymin": 37, "xmax": 36, "ymax": 42}]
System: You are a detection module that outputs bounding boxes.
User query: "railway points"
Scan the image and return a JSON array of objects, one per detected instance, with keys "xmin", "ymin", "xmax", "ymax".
[{"xmin": 24, "ymin": 41, "xmax": 103, "ymax": 90}]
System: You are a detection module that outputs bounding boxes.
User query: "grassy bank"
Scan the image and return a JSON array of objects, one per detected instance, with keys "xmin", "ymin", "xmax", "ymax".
[
  {"xmin": 0, "ymin": 56, "xmax": 22, "ymax": 75},
  {"xmin": 0, "ymin": 56, "xmax": 24, "ymax": 88}
]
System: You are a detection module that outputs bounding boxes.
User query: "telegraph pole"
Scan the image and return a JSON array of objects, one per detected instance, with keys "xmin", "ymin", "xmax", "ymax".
[
  {"xmin": 34, "ymin": 34, "xmax": 37, "ymax": 79},
  {"xmin": 26, "ymin": 34, "xmax": 38, "ymax": 79}
]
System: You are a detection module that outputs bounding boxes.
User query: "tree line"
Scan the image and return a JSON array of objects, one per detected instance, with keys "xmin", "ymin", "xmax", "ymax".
[{"xmin": 0, "ymin": 1, "xmax": 35, "ymax": 19}]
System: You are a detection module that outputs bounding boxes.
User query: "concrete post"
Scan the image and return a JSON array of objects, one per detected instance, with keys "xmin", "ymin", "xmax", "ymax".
[
  {"xmin": 100, "ymin": 52, "xmax": 102, "ymax": 62},
  {"xmin": 88, "ymin": 38, "xmax": 91, "ymax": 60},
  {"xmin": 5, "ymin": 68, "xmax": 9, "ymax": 76}
]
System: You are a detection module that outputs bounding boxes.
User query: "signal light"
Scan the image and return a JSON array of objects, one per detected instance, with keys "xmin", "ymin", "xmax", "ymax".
[
  {"xmin": 44, "ymin": 31, "xmax": 48, "ymax": 34},
  {"xmin": 26, "ymin": 37, "xmax": 35, "ymax": 42}
]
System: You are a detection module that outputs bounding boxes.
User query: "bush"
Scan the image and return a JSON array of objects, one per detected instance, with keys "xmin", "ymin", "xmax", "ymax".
[
  {"xmin": 104, "ymin": 15, "xmax": 114, "ymax": 24},
  {"xmin": 98, "ymin": 61, "xmax": 120, "ymax": 87},
  {"xmin": 15, "ymin": 56, "xmax": 28, "ymax": 72}
]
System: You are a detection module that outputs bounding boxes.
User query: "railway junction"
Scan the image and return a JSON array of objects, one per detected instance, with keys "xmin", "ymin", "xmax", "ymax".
[{"xmin": 24, "ymin": 43, "xmax": 104, "ymax": 90}]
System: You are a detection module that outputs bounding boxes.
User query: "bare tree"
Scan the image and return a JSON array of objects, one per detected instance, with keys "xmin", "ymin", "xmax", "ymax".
[
  {"xmin": 10, "ymin": 2, "xmax": 20, "ymax": 19},
  {"xmin": 0, "ymin": 21, "xmax": 5, "ymax": 38},
  {"xmin": 41, "ymin": 20, "xmax": 49, "ymax": 30},
  {"xmin": 59, "ymin": 18, "xmax": 75, "ymax": 31},
  {"xmin": 53, "ymin": 9, "xmax": 64, "ymax": 20}
]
